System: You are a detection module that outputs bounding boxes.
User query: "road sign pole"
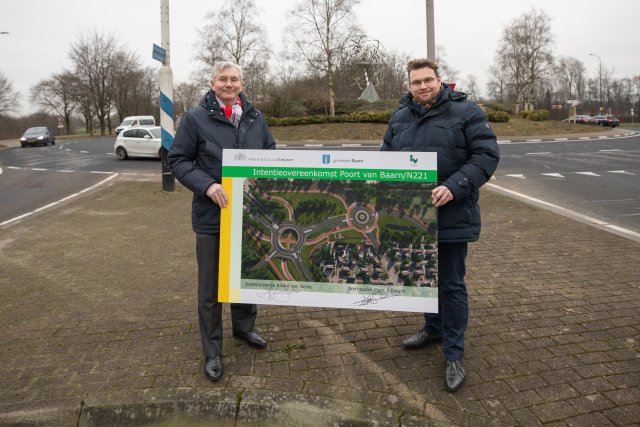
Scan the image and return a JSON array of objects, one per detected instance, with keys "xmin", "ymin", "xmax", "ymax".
[{"xmin": 159, "ymin": 0, "xmax": 175, "ymax": 192}]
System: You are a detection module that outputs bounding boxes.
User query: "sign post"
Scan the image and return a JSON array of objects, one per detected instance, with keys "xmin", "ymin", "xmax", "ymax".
[{"xmin": 155, "ymin": 0, "xmax": 175, "ymax": 192}]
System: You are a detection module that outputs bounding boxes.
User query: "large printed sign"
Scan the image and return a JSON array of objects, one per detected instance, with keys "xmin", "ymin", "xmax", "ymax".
[{"xmin": 218, "ymin": 149, "xmax": 438, "ymax": 313}]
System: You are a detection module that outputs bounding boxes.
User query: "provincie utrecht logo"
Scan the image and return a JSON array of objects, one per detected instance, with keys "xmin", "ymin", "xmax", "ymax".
[{"xmin": 322, "ymin": 154, "xmax": 330, "ymax": 164}]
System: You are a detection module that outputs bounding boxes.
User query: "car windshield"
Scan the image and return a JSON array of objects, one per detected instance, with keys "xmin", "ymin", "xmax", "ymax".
[
  {"xmin": 149, "ymin": 128, "xmax": 161, "ymax": 138},
  {"xmin": 120, "ymin": 120, "xmax": 134, "ymax": 126},
  {"xmin": 24, "ymin": 127, "xmax": 47, "ymax": 135}
]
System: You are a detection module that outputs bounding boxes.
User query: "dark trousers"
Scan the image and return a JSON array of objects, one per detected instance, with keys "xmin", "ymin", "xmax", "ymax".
[
  {"xmin": 196, "ymin": 233, "xmax": 257, "ymax": 358},
  {"xmin": 424, "ymin": 242, "xmax": 468, "ymax": 361}
]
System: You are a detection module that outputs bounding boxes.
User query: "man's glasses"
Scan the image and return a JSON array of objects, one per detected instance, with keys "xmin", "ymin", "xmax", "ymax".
[{"xmin": 409, "ymin": 77, "xmax": 438, "ymax": 87}]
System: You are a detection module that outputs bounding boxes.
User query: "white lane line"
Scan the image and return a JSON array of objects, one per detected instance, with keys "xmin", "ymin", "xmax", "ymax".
[
  {"xmin": 80, "ymin": 151, "xmax": 89, "ymax": 154},
  {"xmin": 486, "ymin": 183, "xmax": 640, "ymax": 243},
  {"xmin": 342, "ymin": 143, "xmax": 362, "ymax": 147},
  {"xmin": 497, "ymin": 140, "xmax": 511, "ymax": 143},
  {"xmin": 598, "ymin": 136, "xmax": 608, "ymax": 139},
  {"xmin": 554, "ymin": 138, "xmax": 568, "ymax": 141},
  {"xmin": 304, "ymin": 144, "xmax": 323, "ymax": 147},
  {"xmin": 609, "ymin": 170, "xmax": 635, "ymax": 175},
  {"xmin": 276, "ymin": 144, "xmax": 287, "ymax": 148},
  {"xmin": 600, "ymin": 149, "xmax": 621, "ymax": 152},
  {"xmin": 59, "ymin": 170, "xmax": 74, "ymax": 173},
  {"xmin": 0, "ymin": 167, "xmax": 2, "ymax": 175},
  {"xmin": 89, "ymin": 171, "xmax": 113, "ymax": 174},
  {"xmin": 526, "ymin": 152, "xmax": 551, "ymax": 155},
  {"xmin": 31, "ymin": 168, "xmax": 47, "ymax": 171},
  {"xmin": 579, "ymin": 137, "xmax": 591, "ymax": 140},
  {"xmin": 505, "ymin": 174, "xmax": 525, "ymax": 179},
  {"xmin": 542, "ymin": 173, "xmax": 564, "ymax": 178},
  {"xmin": 621, "ymin": 213, "xmax": 640, "ymax": 217},
  {"xmin": 575, "ymin": 172, "xmax": 601, "ymax": 176},
  {"xmin": 7, "ymin": 166, "xmax": 20, "ymax": 169},
  {"xmin": 589, "ymin": 198, "xmax": 640, "ymax": 203},
  {"xmin": 0, "ymin": 174, "xmax": 119, "ymax": 227},
  {"xmin": 526, "ymin": 139, "xmax": 542, "ymax": 142}
]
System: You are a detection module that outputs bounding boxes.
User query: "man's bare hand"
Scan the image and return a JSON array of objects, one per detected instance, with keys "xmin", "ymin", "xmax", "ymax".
[
  {"xmin": 206, "ymin": 183, "xmax": 228, "ymax": 208},
  {"xmin": 431, "ymin": 185, "xmax": 453, "ymax": 207}
]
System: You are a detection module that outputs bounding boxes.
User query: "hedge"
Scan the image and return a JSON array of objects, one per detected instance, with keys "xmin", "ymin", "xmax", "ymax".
[
  {"xmin": 266, "ymin": 111, "xmax": 391, "ymax": 126},
  {"xmin": 521, "ymin": 109, "xmax": 550, "ymax": 121},
  {"xmin": 486, "ymin": 110, "xmax": 510, "ymax": 122}
]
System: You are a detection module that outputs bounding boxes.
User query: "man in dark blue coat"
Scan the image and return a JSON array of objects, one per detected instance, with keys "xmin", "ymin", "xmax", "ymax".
[
  {"xmin": 168, "ymin": 62, "xmax": 276, "ymax": 382},
  {"xmin": 381, "ymin": 58, "xmax": 500, "ymax": 391}
]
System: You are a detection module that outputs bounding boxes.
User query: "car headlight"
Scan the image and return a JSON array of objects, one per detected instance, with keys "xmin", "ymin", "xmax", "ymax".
[
  {"xmin": 20, "ymin": 137, "xmax": 26, "ymax": 141},
  {"xmin": 37, "ymin": 136, "xmax": 44, "ymax": 140}
]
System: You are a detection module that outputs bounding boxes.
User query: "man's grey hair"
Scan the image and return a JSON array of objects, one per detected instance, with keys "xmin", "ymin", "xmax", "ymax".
[{"xmin": 211, "ymin": 62, "xmax": 244, "ymax": 82}]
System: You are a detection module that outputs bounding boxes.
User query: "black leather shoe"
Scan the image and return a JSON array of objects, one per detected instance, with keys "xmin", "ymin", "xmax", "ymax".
[
  {"xmin": 204, "ymin": 356, "xmax": 222, "ymax": 382},
  {"xmin": 233, "ymin": 330, "xmax": 267, "ymax": 349},
  {"xmin": 402, "ymin": 330, "xmax": 442, "ymax": 349},
  {"xmin": 445, "ymin": 360, "xmax": 465, "ymax": 392}
]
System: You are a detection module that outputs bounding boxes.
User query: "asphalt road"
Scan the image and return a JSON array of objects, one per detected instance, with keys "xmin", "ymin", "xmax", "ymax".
[
  {"xmin": 1, "ymin": 132, "xmax": 638, "ymax": 236},
  {"xmin": 0, "ymin": 137, "xmax": 161, "ymax": 225}
]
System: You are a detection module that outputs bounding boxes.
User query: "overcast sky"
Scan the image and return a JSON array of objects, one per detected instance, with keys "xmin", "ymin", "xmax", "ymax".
[{"xmin": 1, "ymin": 0, "xmax": 638, "ymax": 114}]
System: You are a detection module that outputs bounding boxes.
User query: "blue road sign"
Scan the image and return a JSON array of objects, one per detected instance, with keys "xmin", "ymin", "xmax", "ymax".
[{"xmin": 152, "ymin": 44, "xmax": 166, "ymax": 64}]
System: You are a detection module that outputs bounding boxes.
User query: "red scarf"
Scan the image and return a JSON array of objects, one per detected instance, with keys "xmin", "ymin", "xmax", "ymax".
[{"xmin": 222, "ymin": 97, "xmax": 242, "ymax": 119}]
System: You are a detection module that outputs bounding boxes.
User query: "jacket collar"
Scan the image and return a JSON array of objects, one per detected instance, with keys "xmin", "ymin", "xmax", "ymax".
[{"xmin": 200, "ymin": 89, "xmax": 252, "ymax": 116}]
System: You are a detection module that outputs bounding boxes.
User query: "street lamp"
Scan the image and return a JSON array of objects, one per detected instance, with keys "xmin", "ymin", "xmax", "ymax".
[
  {"xmin": 589, "ymin": 53, "xmax": 603, "ymax": 114},
  {"xmin": 425, "ymin": 0, "xmax": 435, "ymax": 60}
]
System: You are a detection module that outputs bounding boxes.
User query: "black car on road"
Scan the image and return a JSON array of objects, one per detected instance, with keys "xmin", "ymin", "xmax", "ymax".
[
  {"xmin": 592, "ymin": 115, "xmax": 620, "ymax": 127},
  {"xmin": 20, "ymin": 127, "xmax": 56, "ymax": 147}
]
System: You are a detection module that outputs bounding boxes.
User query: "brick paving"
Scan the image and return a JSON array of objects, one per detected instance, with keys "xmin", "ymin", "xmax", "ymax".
[{"xmin": 0, "ymin": 179, "xmax": 638, "ymax": 426}]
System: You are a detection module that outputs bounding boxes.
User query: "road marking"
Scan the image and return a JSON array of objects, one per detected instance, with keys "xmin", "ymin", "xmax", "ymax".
[
  {"xmin": 276, "ymin": 144, "xmax": 287, "ymax": 148},
  {"xmin": 497, "ymin": 140, "xmax": 511, "ymax": 143},
  {"xmin": 599, "ymin": 149, "xmax": 621, "ymax": 152},
  {"xmin": 7, "ymin": 166, "xmax": 20, "ymax": 169},
  {"xmin": 80, "ymin": 151, "xmax": 89, "ymax": 154},
  {"xmin": 526, "ymin": 152, "xmax": 550, "ymax": 155},
  {"xmin": 31, "ymin": 168, "xmax": 47, "ymax": 171},
  {"xmin": 0, "ymin": 167, "xmax": 2, "ymax": 176},
  {"xmin": 542, "ymin": 173, "xmax": 564, "ymax": 178},
  {"xmin": 589, "ymin": 198, "xmax": 640, "ymax": 203},
  {"xmin": 579, "ymin": 137, "xmax": 591, "ymax": 140},
  {"xmin": 554, "ymin": 138, "xmax": 568, "ymax": 141},
  {"xmin": 575, "ymin": 172, "xmax": 600, "ymax": 176},
  {"xmin": 304, "ymin": 144, "xmax": 323, "ymax": 147},
  {"xmin": 59, "ymin": 170, "xmax": 74, "ymax": 173},
  {"xmin": 621, "ymin": 213, "xmax": 640, "ymax": 217},
  {"xmin": 0, "ymin": 174, "xmax": 119, "ymax": 227},
  {"xmin": 89, "ymin": 171, "xmax": 113, "ymax": 174},
  {"xmin": 486, "ymin": 183, "xmax": 640, "ymax": 243},
  {"xmin": 342, "ymin": 143, "xmax": 362, "ymax": 147},
  {"xmin": 505, "ymin": 174, "xmax": 525, "ymax": 179},
  {"xmin": 609, "ymin": 170, "xmax": 635, "ymax": 175},
  {"xmin": 526, "ymin": 139, "xmax": 542, "ymax": 142},
  {"xmin": 598, "ymin": 136, "xmax": 608, "ymax": 139}
]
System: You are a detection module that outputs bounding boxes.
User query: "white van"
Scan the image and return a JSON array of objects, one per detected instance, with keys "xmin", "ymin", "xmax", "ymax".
[{"xmin": 115, "ymin": 116, "xmax": 156, "ymax": 135}]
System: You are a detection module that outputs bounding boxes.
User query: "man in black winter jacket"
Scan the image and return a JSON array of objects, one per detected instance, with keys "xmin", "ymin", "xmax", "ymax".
[
  {"xmin": 381, "ymin": 58, "xmax": 499, "ymax": 392},
  {"xmin": 168, "ymin": 62, "xmax": 276, "ymax": 382}
]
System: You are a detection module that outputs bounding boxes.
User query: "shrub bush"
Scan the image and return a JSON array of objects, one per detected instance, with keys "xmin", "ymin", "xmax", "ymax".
[
  {"xmin": 521, "ymin": 109, "xmax": 549, "ymax": 121},
  {"xmin": 486, "ymin": 110, "xmax": 510, "ymax": 122},
  {"xmin": 483, "ymin": 101, "xmax": 514, "ymax": 115}
]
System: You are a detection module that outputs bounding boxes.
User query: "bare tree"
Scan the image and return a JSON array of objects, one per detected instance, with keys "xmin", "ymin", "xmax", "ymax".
[
  {"xmin": 195, "ymin": 0, "xmax": 271, "ymax": 100},
  {"xmin": 111, "ymin": 50, "xmax": 143, "ymax": 122},
  {"xmin": 30, "ymin": 71, "xmax": 76, "ymax": 133},
  {"xmin": 69, "ymin": 31, "xmax": 122, "ymax": 135},
  {"xmin": 496, "ymin": 8, "xmax": 554, "ymax": 112},
  {"xmin": 0, "ymin": 71, "xmax": 21, "ymax": 116},
  {"xmin": 435, "ymin": 45, "xmax": 459, "ymax": 84},
  {"xmin": 174, "ymin": 81, "xmax": 204, "ymax": 116},
  {"xmin": 285, "ymin": 0, "xmax": 362, "ymax": 116},
  {"xmin": 486, "ymin": 64, "xmax": 509, "ymax": 103},
  {"xmin": 462, "ymin": 74, "xmax": 479, "ymax": 101},
  {"xmin": 555, "ymin": 56, "xmax": 586, "ymax": 103}
]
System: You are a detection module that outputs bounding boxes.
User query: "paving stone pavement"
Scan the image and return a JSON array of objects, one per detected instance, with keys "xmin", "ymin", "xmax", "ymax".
[{"xmin": 0, "ymin": 178, "xmax": 638, "ymax": 426}]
